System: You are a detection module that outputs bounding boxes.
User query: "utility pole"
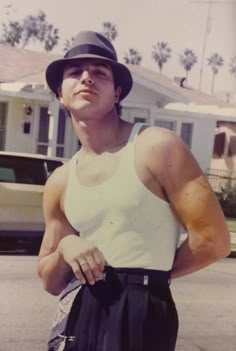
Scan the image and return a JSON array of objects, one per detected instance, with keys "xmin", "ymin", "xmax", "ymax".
[{"xmin": 190, "ymin": 0, "xmax": 235, "ymax": 91}]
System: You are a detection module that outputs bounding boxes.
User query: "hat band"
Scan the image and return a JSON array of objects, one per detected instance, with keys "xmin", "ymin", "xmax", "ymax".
[{"xmin": 65, "ymin": 44, "xmax": 117, "ymax": 61}]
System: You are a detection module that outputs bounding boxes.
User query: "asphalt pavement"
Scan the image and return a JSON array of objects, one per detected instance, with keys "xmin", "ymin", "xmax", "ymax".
[{"xmin": 0, "ymin": 255, "xmax": 235, "ymax": 351}]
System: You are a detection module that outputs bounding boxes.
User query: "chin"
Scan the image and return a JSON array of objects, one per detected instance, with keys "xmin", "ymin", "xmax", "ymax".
[{"xmin": 71, "ymin": 109, "xmax": 100, "ymax": 123}]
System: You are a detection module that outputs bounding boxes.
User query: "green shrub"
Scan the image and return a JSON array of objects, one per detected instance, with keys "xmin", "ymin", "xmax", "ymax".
[{"xmin": 216, "ymin": 180, "xmax": 236, "ymax": 218}]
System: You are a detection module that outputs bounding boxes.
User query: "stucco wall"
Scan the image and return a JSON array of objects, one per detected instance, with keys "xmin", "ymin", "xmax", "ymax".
[
  {"xmin": 121, "ymin": 104, "xmax": 216, "ymax": 173},
  {"xmin": 4, "ymin": 98, "xmax": 48, "ymax": 153},
  {"xmin": 132, "ymin": 106, "xmax": 216, "ymax": 173},
  {"xmin": 126, "ymin": 83, "xmax": 161, "ymax": 106},
  {"xmin": 191, "ymin": 117, "xmax": 216, "ymax": 173}
]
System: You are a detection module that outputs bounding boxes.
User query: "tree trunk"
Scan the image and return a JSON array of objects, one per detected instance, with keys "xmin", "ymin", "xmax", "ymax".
[
  {"xmin": 211, "ymin": 73, "xmax": 215, "ymax": 93},
  {"xmin": 185, "ymin": 70, "xmax": 189, "ymax": 84}
]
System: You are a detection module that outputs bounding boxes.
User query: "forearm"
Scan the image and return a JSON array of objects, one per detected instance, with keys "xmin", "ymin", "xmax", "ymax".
[
  {"xmin": 37, "ymin": 247, "xmax": 74, "ymax": 296},
  {"xmin": 171, "ymin": 234, "xmax": 230, "ymax": 279}
]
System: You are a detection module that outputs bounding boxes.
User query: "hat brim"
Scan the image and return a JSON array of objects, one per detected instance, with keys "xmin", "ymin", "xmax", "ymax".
[{"xmin": 46, "ymin": 54, "xmax": 133, "ymax": 101}]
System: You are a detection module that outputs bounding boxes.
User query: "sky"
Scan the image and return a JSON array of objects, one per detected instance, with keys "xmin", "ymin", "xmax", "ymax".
[{"xmin": 0, "ymin": 0, "xmax": 236, "ymax": 99}]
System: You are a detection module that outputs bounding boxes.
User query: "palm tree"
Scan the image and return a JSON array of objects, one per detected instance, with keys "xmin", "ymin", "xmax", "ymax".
[
  {"xmin": 101, "ymin": 21, "xmax": 117, "ymax": 42},
  {"xmin": 229, "ymin": 56, "xmax": 236, "ymax": 78},
  {"xmin": 207, "ymin": 53, "xmax": 224, "ymax": 93},
  {"xmin": 152, "ymin": 41, "xmax": 172, "ymax": 73},
  {"xmin": 123, "ymin": 48, "xmax": 142, "ymax": 65},
  {"xmin": 179, "ymin": 49, "xmax": 198, "ymax": 82}
]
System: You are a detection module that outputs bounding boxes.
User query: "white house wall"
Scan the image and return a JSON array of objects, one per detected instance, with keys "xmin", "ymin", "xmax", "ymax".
[
  {"xmin": 122, "ymin": 103, "xmax": 216, "ymax": 173},
  {"xmin": 3, "ymin": 97, "xmax": 48, "ymax": 153},
  {"xmin": 156, "ymin": 108, "xmax": 216, "ymax": 173},
  {"xmin": 191, "ymin": 118, "xmax": 216, "ymax": 173},
  {"xmin": 4, "ymin": 98, "xmax": 35, "ymax": 153},
  {"xmin": 127, "ymin": 83, "xmax": 159, "ymax": 105}
]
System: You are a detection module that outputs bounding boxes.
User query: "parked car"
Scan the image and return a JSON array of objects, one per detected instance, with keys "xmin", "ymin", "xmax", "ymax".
[{"xmin": 0, "ymin": 152, "xmax": 67, "ymax": 252}]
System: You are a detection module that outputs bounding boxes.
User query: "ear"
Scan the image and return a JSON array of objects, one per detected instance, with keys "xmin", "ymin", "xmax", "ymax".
[
  {"xmin": 114, "ymin": 86, "xmax": 122, "ymax": 103},
  {"xmin": 57, "ymin": 85, "xmax": 64, "ymax": 104}
]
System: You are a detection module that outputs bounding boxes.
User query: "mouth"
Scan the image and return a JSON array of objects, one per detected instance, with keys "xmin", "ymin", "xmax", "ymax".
[{"xmin": 76, "ymin": 89, "xmax": 97, "ymax": 96}]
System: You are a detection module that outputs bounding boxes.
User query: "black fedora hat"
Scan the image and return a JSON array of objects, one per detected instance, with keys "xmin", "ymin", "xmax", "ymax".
[{"xmin": 46, "ymin": 30, "xmax": 133, "ymax": 101}]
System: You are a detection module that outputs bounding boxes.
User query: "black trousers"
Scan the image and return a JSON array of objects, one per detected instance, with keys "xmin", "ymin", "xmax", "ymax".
[{"xmin": 64, "ymin": 267, "xmax": 178, "ymax": 351}]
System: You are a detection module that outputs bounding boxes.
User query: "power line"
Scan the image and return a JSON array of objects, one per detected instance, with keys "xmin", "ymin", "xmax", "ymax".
[{"xmin": 190, "ymin": 0, "xmax": 235, "ymax": 91}]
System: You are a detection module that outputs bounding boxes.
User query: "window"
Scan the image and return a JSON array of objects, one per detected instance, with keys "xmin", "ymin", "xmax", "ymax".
[
  {"xmin": 0, "ymin": 156, "xmax": 46, "ymax": 185},
  {"xmin": 134, "ymin": 117, "xmax": 146, "ymax": 123},
  {"xmin": 155, "ymin": 120, "xmax": 176, "ymax": 131},
  {"xmin": 228, "ymin": 136, "xmax": 236, "ymax": 156},
  {"xmin": 0, "ymin": 155, "xmax": 64, "ymax": 185},
  {"xmin": 56, "ymin": 109, "xmax": 67, "ymax": 157},
  {"xmin": 38, "ymin": 107, "xmax": 49, "ymax": 143},
  {"xmin": 46, "ymin": 160, "xmax": 64, "ymax": 177},
  {"xmin": 56, "ymin": 146, "xmax": 64, "ymax": 158},
  {"xmin": 213, "ymin": 132, "xmax": 225, "ymax": 157},
  {"xmin": 0, "ymin": 167, "xmax": 15, "ymax": 182},
  {"xmin": 180, "ymin": 122, "xmax": 193, "ymax": 148},
  {"xmin": 37, "ymin": 107, "xmax": 49, "ymax": 155}
]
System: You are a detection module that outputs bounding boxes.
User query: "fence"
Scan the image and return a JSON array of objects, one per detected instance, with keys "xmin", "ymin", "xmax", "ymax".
[{"xmin": 207, "ymin": 168, "xmax": 236, "ymax": 193}]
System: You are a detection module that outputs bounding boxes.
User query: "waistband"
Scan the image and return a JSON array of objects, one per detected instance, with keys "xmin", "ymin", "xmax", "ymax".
[{"xmin": 102, "ymin": 266, "xmax": 171, "ymax": 288}]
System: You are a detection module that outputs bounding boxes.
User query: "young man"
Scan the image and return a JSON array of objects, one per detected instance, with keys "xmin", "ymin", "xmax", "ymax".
[{"xmin": 38, "ymin": 30, "xmax": 230, "ymax": 351}]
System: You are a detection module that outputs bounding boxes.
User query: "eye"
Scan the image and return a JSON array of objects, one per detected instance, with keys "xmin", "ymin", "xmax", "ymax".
[
  {"xmin": 67, "ymin": 68, "xmax": 83, "ymax": 76},
  {"xmin": 94, "ymin": 68, "xmax": 107, "ymax": 77}
]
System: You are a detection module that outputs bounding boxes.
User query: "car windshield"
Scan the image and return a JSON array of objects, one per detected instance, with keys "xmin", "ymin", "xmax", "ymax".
[
  {"xmin": 46, "ymin": 160, "xmax": 63, "ymax": 177},
  {"xmin": 0, "ymin": 156, "xmax": 46, "ymax": 185}
]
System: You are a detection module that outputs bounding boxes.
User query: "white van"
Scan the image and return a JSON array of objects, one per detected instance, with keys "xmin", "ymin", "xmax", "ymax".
[{"xmin": 0, "ymin": 152, "xmax": 66, "ymax": 251}]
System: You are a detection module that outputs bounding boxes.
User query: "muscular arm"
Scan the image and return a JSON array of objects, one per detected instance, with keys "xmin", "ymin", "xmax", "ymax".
[
  {"xmin": 37, "ymin": 164, "xmax": 77, "ymax": 295},
  {"xmin": 37, "ymin": 164, "xmax": 106, "ymax": 295},
  {"xmin": 146, "ymin": 127, "xmax": 230, "ymax": 279}
]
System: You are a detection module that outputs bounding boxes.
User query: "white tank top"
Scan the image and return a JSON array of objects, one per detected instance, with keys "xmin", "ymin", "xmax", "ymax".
[{"xmin": 64, "ymin": 123, "xmax": 180, "ymax": 270}]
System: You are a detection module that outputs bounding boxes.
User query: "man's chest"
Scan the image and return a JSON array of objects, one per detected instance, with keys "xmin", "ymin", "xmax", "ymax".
[{"xmin": 75, "ymin": 150, "xmax": 124, "ymax": 186}]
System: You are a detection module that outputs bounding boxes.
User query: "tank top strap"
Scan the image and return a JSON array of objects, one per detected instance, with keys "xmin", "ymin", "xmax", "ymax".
[
  {"xmin": 66, "ymin": 152, "xmax": 78, "ymax": 185},
  {"xmin": 128, "ymin": 122, "xmax": 147, "ymax": 143},
  {"xmin": 120, "ymin": 122, "xmax": 147, "ymax": 175}
]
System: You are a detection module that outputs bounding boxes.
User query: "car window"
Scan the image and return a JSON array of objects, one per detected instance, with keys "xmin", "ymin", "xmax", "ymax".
[
  {"xmin": 0, "ymin": 156, "xmax": 46, "ymax": 185},
  {"xmin": 45, "ymin": 160, "xmax": 63, "ymax": 177},
  {"xmin": 0, "ymin": 167, "xmax": 16, "ymax": 182}
]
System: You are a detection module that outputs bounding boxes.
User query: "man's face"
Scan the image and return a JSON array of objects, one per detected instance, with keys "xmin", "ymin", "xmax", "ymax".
[{"xmin": 58, "ymin": 59, "xmax": 121, "ymax": 119}]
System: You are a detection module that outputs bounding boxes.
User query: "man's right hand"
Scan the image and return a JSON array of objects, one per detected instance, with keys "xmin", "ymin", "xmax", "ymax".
[{"xmin": 58, "ymin": 235, "xmax": 106, "ymax": 285}]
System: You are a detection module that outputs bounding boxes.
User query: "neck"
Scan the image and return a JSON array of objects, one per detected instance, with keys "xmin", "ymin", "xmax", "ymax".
[{"xmin": 71, "ymin": 111, "xmax": 131, "ymax": 154}]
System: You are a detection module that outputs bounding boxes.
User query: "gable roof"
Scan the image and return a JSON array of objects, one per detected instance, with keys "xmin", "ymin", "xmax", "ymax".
[
  {"xmin": 0, "ymin": 43, "xmax": 234, "ymax": 108},
  {"xmin": 0, "ymin": 43, "xmax": 56, "ymax": 83},
  {"xmin": 128, "ymin": 65, "xmax": 235, "ymax": 108}
]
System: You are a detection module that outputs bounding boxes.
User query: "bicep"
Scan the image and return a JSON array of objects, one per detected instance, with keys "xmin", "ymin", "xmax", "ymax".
[
  {"xmin": 169, "ymin": 173, "xmax": 226, "ymax": 235},
  {"xmin": 164, "ymin": 142, "xmax": 227, "ymax": 238},
  {"xmin": 38, "ymin": 168, "xmax": 77, "ymax": 258}
]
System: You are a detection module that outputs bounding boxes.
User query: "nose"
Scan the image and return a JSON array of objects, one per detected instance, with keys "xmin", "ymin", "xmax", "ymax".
[{"xmin": 81, "ymin": 70, "xmax": 94, "ymax": 86}]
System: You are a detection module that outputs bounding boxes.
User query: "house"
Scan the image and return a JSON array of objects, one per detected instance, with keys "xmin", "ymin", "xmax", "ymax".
[{"xmin": 0, "ymin": 43, "xmax": 235, "ymax": 177}]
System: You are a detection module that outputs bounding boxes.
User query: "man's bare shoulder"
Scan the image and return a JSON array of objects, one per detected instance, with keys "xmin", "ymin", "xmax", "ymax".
[
  {"xmin": 43, "ymin": 161, "xmax": 71, "ymax": 210},
  {"xmin": 137, "ymin": 125, "xmax": 202, "ymax": 183},
  {"xmin": 138, "ymin": 125, "xmax": 185, "ymax": 158},
  {"xmin": 46, "ymin": 161, "xmax": 70, "ymax": 190}
]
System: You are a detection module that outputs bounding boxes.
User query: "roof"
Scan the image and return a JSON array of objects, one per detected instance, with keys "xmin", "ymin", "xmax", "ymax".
[
  {"xmin": 128, "ymin": 65, "xmax": 235, "ymax": 108},
  {"xmin": 0, "ymin": 43, "xmax": 234, "ymax": 108},
  {"xmin": 0, "ymin": 43, "xmax": 57, "ymax": 84}
]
